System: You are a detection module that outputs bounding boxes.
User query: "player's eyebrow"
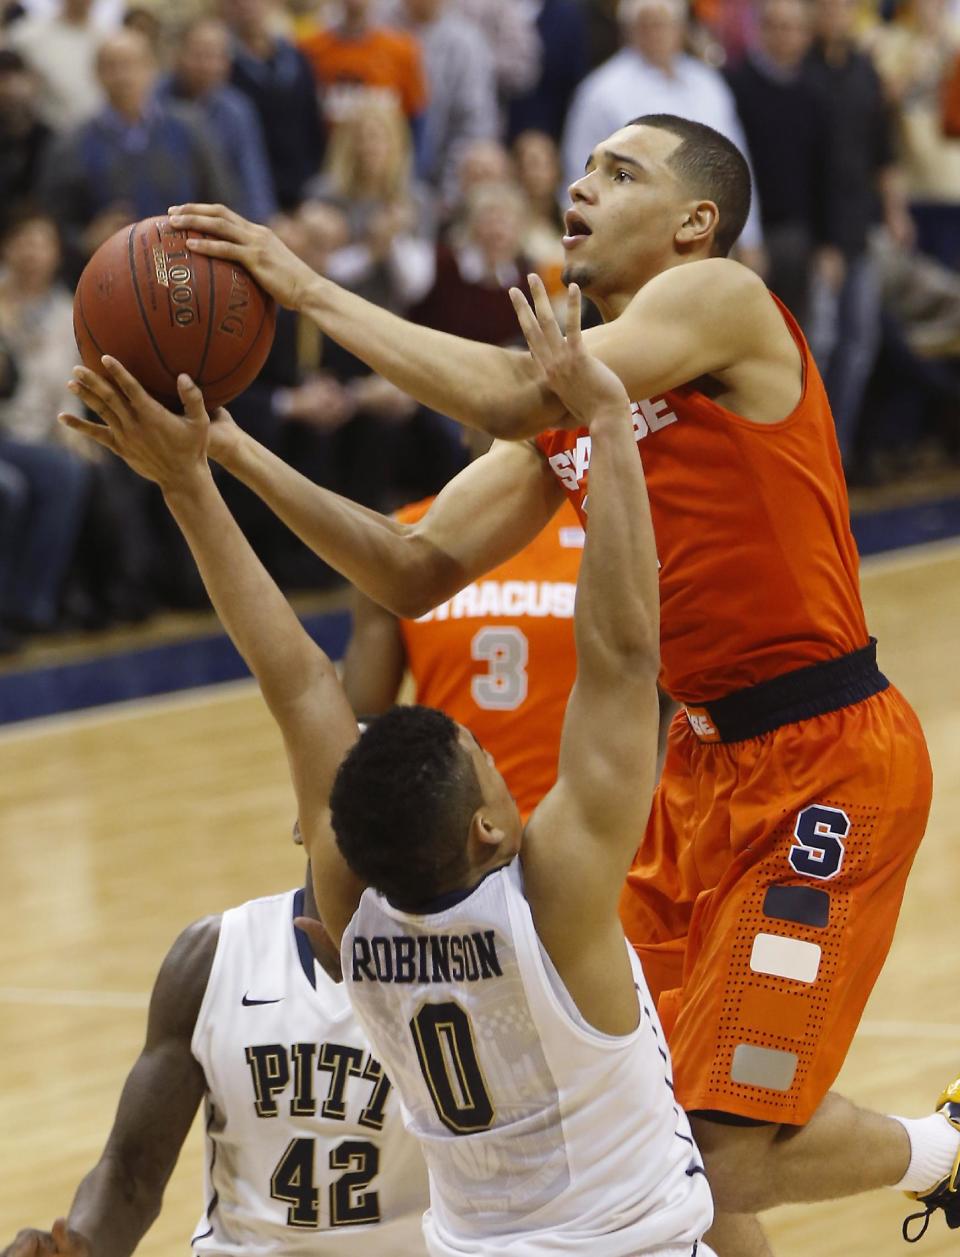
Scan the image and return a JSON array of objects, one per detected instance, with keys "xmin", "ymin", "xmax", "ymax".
[{"xmin": 585, "ymin": 150, "xmax": 647, "ymax": 175}]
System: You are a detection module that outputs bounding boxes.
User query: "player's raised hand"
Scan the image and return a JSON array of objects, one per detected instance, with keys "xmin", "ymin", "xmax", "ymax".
[
  {"xmin": 1, "ymin": 1219, "xmax": 91, "ymax": 1256},
  {"xmin": 510, "ymin": 275, "xmax": 630, "ymax": 428},
  {"xmin": 167, "ymin": 204, "xmax": 319, "ymax": 313},
  {"xmin": 59, "ymin": 359, "xmax": 212, "ymax": 492}
]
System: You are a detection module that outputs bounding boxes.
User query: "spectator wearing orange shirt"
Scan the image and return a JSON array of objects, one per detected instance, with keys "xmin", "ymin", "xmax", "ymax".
[{"xmin": 298, "ymin": 0, "xmax": 427, "ymax": 156}]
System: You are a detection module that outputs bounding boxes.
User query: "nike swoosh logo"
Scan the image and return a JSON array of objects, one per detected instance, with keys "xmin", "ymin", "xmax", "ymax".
[{"xmin": 242, "ymin": 994, "xmax": 283, "ymax": 1006}]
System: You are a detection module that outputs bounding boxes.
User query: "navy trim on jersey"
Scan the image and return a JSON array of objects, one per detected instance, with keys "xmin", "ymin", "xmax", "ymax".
[
  {"xmin": 190, "ymin": 1101, "xmax": 221, "ymax": 1245},
  {"xmin": 292, "ymin": 888, "xmax": 316, "ymax": 989},
  {"xmin": 392, "ymin": 865, "xmax": 504, "ymax": 915}
]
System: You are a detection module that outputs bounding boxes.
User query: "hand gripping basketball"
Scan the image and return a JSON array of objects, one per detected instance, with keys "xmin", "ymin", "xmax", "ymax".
[
  {"xmin": 168, "ymin": 204, "xmax": 320, "ymax": 314},
  {"xmin": 60, "ymin": 359, "xmax": 212, "ymax": 493}
]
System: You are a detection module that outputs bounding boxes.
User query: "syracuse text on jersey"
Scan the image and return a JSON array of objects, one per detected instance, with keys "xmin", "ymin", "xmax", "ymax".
[
  {"xmin": 546, "ymin": 396, "xmax": 679, "ymax": 493},
  {"xmin": 413, "ymin": 582, "xmax": 576, "ymax": 622}
]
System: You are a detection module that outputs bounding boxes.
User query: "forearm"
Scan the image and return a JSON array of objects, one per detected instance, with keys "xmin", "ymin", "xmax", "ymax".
[
  {"xmin": 299, "ymin": 275, "xmax": 560, "ymax": 437},
  {"xmin": 216, "ymin": 431, "xmax": 460, "ymax": 617},
  {"xmin": 67, "ymin": 1157, "xmax": 162, "ymax": 1257},
  {"xmin": 575, "ymin": 408, "xmax": 659, "ymax": 675},
  {"xmin": 163, "ymin": 468, "xmax": 333, "ymax": 713}
]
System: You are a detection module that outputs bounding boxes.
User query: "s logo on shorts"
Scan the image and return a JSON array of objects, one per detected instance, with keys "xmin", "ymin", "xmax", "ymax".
[{"xmin": 788, "ymin": 805, "xmax": 850, "ymax": 881}]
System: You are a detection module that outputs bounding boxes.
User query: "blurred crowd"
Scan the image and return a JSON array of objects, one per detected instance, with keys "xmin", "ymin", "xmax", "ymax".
[{"xmin": 2, "ymin": 0, "xmax": 960, "ymax": 652}]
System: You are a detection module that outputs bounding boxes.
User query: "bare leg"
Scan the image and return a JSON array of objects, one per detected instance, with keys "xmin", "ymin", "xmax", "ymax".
[
  {"xmin": 691, "ymin": 1092, "xmax": 910, "ymax": 1214},
  {"xmin": 703, "ymin": 1211, "xmax": 773, "ymax": 1257}
]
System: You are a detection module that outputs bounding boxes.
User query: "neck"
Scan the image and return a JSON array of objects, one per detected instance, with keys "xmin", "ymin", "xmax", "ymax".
[
  {"xmin": 632, "ymin": 45, "xmax": 677, "ymax": 75},
  {"xmin": 240, "ymin": 27, "xmax": 272, "ymax": 56},
  {"xmin": 820, "ymin": 35, "xmax": 851, "ymax": 64},
  {"xmin": 113, "ymin": 101, "xmax": 146, "ymax": 123}
]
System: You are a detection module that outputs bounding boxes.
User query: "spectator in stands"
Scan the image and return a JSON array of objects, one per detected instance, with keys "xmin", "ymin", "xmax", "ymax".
[
  {"xmin": 387, "ymin": 0, "xmax": 498, "ymax": 200},
  {"xmin": 0, "ymin": 50, "xmax": 53, "ymax": 235},
  {"xmin": 306, "ymin": 94, "xmax": 435, "ymax": 312},
  {"xmin": 39, "ymin": 28, "xmax": 235, "ymax": 278},
  {"xmin": 453, "ymin": 0, "xmax": 541, "ymax": 102},
  {"xmin": 560, "ymin": 0, "xmax": 764, "ymax": 260},
  {"xmin": 870, "ymin": 0, "xmax": 960, "ymax": 269},
  {"xmin": 224, "ymin": 0, "xmax": 325, "ymax": 210},
  {"xmin": 6, "ymin": 0, "xmax": 110, "ymax": 130},
  {"xmin": 727, "ymin": 0, "xmax": 836, "ymax": 327},
  {"xmin": 693, "ymin": 0, "xmax": 758, "ymax": 67},
  {"xmin": 409, "ymin": 180, "xmax": 534, "ymax": 343},
  {"xmin": 512, "ymin": 128, "xmax": 566, "ymax": 296},
  {"xmin": 440, "ymin": 136, "xmax": 512, "ymax": 220},
  {"xmin": 804, "ymin": 0, "xmax": 914, "ymax": 463},
  {"xmin": 157, "ymin": 17, "xmax": 278, "ymax": 223},
  {"xmin": 0, "ymin": 212, "xmax": 91, "ymax": 637},
  {"xmin": 298, "ymin": 0, "xmax": 427, "ymax": 140},
  {"xmin": 506, "ymin": 0, "xmax": 590, "ymax": 143}
]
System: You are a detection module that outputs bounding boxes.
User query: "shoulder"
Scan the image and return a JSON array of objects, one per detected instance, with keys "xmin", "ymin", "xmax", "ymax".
[
  {"xmin": 630, "ymin": 258, "xmax": 767, "ymax": 319},
  {"xmin": 148, "ymin": 914, "xmax": 221, "ymax": 1041},
  {"xmin": 216, "ymin": 82, "xmax": 257, "ymax": 117},
  {"xmin": 160, "ymin": 914, "xmax": 222, "ymax": 988}
]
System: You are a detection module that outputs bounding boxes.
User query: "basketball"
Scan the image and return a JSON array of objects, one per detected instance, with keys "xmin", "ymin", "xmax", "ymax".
[{"xmin": 73, "ymin": 215, "xmax": 277, "ymax": 411}]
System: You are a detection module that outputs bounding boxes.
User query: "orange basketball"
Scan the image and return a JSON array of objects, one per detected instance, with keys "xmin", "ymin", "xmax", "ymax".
[{"xmin": 73, "ymin": 216, "xmax": 276, "ymax": 411}]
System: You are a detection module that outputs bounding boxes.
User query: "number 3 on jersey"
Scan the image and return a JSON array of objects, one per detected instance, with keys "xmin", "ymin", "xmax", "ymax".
[{"xmin": 471, "ymin": 627, "xmax": 528, "ymax": 711}]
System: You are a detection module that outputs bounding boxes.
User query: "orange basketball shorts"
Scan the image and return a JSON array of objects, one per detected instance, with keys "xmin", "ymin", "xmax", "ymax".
[{"xmin": 619, "ymin": 685, "xmax": 932, "ymax": 1125}]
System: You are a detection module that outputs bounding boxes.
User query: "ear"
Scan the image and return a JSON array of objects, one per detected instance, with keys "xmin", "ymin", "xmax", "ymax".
[
  {"xmin": 469, "ymin": 809, "xmax": 507, "ymax": 851},
  {"xmin": 675, "ymin": 199, "xmax": 719, "ymax": 251}
]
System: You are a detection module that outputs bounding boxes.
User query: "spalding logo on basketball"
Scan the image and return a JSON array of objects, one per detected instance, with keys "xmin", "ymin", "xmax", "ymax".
[{"xmin": 73, "ymin": 216, "xmax": 277, "ymax": 411}]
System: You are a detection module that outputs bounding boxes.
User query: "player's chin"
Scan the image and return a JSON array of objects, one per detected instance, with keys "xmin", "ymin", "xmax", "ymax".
[{"xmin": 561, "ymin": 261, "xmax": 594, "ymax": 292}]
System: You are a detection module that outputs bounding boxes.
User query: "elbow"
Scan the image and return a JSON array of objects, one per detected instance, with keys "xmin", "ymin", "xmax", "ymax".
[
  {"xmin": 389, "ymin": 536, "xmax": 464, "ymax": 620},
  {"xmin": 609, "ymin": 620, "xmax": 660, "ymax": 678}
]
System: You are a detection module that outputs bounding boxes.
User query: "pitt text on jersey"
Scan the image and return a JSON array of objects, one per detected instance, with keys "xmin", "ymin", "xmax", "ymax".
[
  {"xmin": 244, "ymin": 1040, "xmax": 392, "ymax": 1127},
  {"xmin": 351, "ymin": 931, "xmax": 503, "ymax": 984},
  {"xmin": 547, "ymin": 396, "xmax": 678, "ymax": 493}
]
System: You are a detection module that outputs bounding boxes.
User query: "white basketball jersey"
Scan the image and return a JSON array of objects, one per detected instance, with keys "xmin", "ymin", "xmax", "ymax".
[
  {"xmin": 190, "ymin": 889, "xmax": 430, "ymax": 1255},
  {"xmin": 343, "ymin": 859, "xmax": 713, "ymax": 1257}
]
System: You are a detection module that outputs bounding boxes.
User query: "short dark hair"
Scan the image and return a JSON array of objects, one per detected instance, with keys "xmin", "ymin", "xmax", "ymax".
[
  {"xmin": 330, "ymin": 705, "xmax": 483, "ymax": 909},
  {"xmin": 627, "ymin": 114, "xmax": 751, "ymax": 256}
]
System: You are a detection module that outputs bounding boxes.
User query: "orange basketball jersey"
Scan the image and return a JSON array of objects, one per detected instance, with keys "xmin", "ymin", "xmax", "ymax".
[
  {"xmin": 535, "ymin": 297, "xmax": 869, "ymax": 704},
  {"xmin": 396, "ymin": 497, "xmax": 584, "ymax": 818}
]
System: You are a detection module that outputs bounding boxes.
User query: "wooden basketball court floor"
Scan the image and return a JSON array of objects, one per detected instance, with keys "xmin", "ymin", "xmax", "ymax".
[{"xmin": 1, "ymin": 541, "xmax": 958, "ymax": 1257}]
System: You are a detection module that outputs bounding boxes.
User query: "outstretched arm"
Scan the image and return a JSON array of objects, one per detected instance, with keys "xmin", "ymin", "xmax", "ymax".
[
  {"xmin": 209, "ymin": 418, "xmax": 563, "ymax": 620},
  {"xmin": 0, "ymin": 918, "xmax": 217, "ymax": 1257},
  {"xmin": 168, "ymin": 206, "xmax": 786, "ymax": 439},
  {"xmin": 514, "ymin": 281, "xmax": 660, "ymax": 1026},
  {"xmin": 61, "ymin": 364, "xmax": 362, "ymax": 942},
  {"xmin": 342, "ymin": 590, "xmax": 407, "ymax": 716}
]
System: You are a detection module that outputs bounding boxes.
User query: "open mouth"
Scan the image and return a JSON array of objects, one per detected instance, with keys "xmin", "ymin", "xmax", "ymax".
[
  {"xmin": 563, "ymin": 210, "xmax": 592, "ymax": 238},
  {"xmin": 562, "ymin": 210, "xmax": 592, "ymax": 249}
]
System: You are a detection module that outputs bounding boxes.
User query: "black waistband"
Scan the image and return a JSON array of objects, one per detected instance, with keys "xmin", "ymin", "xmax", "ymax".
[{"xmin": 687, "ymin": 639, "xmax": 888, "ymax": 743}]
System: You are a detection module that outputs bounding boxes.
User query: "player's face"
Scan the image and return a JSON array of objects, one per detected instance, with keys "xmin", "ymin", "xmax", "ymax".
[
  {"xmin": 562, "ymin": 125, "xmax": 689, "ymax": 300},
  {"xmin": 459, "ymin": 727, "xmax": 522, "ymax": 855}
]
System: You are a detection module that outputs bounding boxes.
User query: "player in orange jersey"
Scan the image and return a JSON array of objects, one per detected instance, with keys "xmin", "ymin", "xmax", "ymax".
[
  {"xmin": 342, "ymin": 485, "xmax": 583, "ymax": 821},
  {"xmin": 155, "ymin": 117, "xmax": 959, "ymax": 1253}
]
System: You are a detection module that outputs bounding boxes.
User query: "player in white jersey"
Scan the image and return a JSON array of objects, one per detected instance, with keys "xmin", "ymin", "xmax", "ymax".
[
  {"xmin": 1, "ymin": 872, "xmax": 428, "ymax": 1257},
  {"xmin": 60, "ymin": 283, "xmax": 714, "ymax": 1255}
]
